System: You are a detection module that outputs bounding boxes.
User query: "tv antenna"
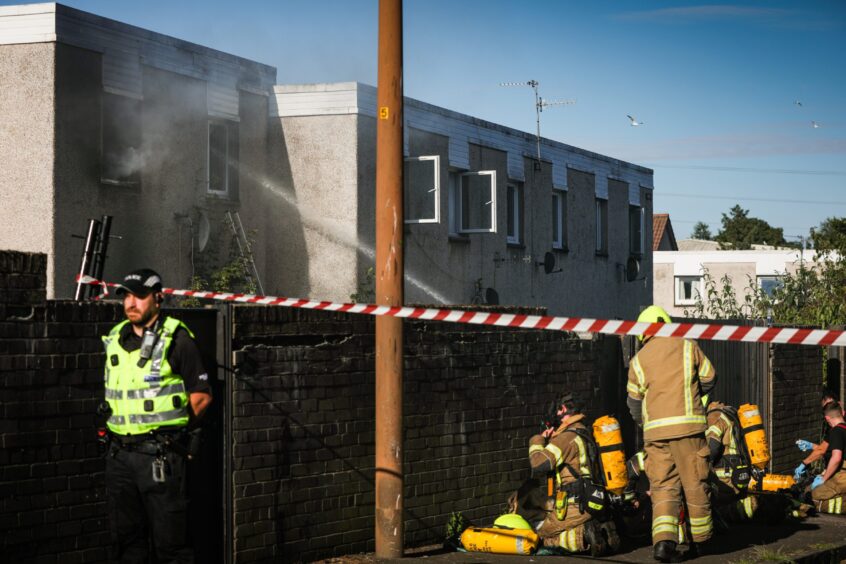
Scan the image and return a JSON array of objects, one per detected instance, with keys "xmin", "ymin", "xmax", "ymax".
[{"xmin": 500, "ymin": 80, "xmax": 575, "ymax": 169}]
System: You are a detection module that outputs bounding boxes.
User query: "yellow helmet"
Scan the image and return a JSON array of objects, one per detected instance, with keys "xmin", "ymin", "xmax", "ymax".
[
  {"xmin": 636, "ymin": 305, "xmax": 672, "ymax": 342},
  {"xmin": 493, "ymin": 513, "xmax": 533, "ymax": 531}
]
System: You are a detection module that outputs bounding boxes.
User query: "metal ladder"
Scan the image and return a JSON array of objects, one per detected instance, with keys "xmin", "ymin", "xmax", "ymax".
[{"xmin": 225, "ymin": 211, "xmax": 265, "ymax": 295}]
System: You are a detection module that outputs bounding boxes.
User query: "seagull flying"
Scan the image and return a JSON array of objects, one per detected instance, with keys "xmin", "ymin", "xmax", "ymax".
[
  {"xmin": 812, "ymin": 121, "xmax": 821, "ymax": 128},
  {"xmin": 627, "ymin": 115, "xmax": 645, "ymax": 126},
  {"xmin": 794, "ymin": 100, "xmax": 803, "ymax": 107}
]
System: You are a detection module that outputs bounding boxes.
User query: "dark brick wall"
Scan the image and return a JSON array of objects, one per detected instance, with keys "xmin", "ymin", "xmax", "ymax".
[
  {"xmin": 769, "ymin": 344, "xmax": 824, "ymax": 474},
  {"xmin": 229, "ymin": 306, "xmax": 616, "ymax": 562},
  {"xmin": 1, "ymin": 251, "xmax": 122, "ymax": 563}
]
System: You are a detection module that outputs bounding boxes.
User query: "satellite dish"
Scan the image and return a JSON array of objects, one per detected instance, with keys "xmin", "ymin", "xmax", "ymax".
[
  {"xmin": 485, "ymin": 287, "xmax": 499, "ymax": 305},
  {"xmin": 197, "ymin": 212, "xmax": 210, "ymax": 253},
  {"xmin": 538, "ymin": 251, "xmax": 562, "ymax": 274},
  {"xmin": 626, "ymin": 256, "xmax": 641, "ymax": 282}
]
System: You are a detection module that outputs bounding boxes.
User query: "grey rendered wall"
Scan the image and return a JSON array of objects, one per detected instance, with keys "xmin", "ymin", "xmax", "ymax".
[{"xmin": 0, "ymin": 43, "xmax": 57, "ymax": 295}]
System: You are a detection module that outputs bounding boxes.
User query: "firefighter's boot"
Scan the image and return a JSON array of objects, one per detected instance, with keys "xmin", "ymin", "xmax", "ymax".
[{"xmin": 653, "ymin": 540, "xmax": 684, "ymax": 563}]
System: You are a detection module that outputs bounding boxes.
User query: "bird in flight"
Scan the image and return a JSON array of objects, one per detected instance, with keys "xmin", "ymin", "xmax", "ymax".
[
  {"xmin": 811, "ymin": 121, "xmax": 821, "ymax": 128},
  {"xmin": 627, "ymin": 115, "xmax": 645, "ymax": 126},
  {"xmin": 794, "ymin": 100, "xmax": 803, "ymax": 107}
]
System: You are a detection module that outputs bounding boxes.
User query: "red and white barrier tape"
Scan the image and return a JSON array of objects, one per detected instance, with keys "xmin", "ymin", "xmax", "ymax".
[{"xmin": 76, "ymin": 275, "xmax": 846, "ymax": 347}]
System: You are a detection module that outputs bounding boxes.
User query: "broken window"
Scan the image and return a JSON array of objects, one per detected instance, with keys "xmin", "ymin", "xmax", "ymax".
[
  {"xmin": 208, "ymin": 120, "xmax": 239, "ymax": 198},
  {"xmin": 101, "ymin": 93, "xmax": 142, "ymax": 186},
  {"xmin": 459, "ymin": 171, "xmax": 496, "ymax": 233},
  {"xmin": 404, "ymin": 155, "xmax": 440, "ymax": 223}
]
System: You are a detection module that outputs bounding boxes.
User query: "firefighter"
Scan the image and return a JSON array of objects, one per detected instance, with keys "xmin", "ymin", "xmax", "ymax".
[
  {"xmin": 627, "ymin": 305, "xmax": 715, "ymax": 562},
  {"xmin": 811, "ymin": 401, "xmax": 846, "ymax": 514},
  {"xmin": 516, "ymin": 392, "xmax": 620, "ymax": 556}
]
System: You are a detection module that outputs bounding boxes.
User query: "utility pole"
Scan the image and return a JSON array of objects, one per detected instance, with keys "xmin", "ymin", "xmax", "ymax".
[{"xmin": 375, "ymin": 0, "xmax": 404, "ymax": 558}]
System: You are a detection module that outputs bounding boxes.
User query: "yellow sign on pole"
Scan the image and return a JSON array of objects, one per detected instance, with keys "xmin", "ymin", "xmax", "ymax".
[{"xmin": 379, "ymin": 106, "xmax": 390, "ymax": 120}]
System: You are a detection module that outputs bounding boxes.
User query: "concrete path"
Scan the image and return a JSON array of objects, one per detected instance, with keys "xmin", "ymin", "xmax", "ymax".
[{"xmin": 322, "ymin": 514, "xmax": 846, "ymax": 563}]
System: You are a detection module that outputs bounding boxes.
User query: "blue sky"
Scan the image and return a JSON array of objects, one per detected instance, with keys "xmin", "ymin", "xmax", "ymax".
[{"xmin": 10, "ymin": 0, "xmax": 844, "ymax": 240}]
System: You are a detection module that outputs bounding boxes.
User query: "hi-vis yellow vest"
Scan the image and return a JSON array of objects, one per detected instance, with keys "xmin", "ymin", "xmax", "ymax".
[{"xmin": 102, "ymin": 317, "xmax": 192, "ymax": 436}]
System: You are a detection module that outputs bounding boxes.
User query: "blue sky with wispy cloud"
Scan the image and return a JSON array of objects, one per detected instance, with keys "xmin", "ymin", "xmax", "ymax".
[{"xmin": 3, "ymin": 0, "xmax": 842, "ymax": 238}]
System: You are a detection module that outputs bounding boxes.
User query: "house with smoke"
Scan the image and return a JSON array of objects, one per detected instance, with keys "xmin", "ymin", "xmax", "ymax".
[{"xmin": 1, "ymin": 3, "xmax": 654, "ymax": 319}]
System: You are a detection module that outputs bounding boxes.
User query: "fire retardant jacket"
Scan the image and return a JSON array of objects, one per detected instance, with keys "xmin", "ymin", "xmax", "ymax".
[
  {"xmin": 627, "ymin": 337, "xmax": 716, "ymax": 442},
  {"xmin": 529, "ymin": 414, "xmax": 592, "ymax": 487}
]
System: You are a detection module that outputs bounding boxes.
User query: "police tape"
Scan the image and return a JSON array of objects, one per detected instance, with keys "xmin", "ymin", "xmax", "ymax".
[{"xmin": 76, "ymin": 275, "xmax": 846, "ymax": 347}]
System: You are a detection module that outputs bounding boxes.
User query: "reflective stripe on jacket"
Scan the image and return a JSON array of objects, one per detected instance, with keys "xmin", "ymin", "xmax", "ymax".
[
  {"xmin": 528, "ymin": 414, "xmax": 591, "ymax": 487},
  {"xmin": 627, "ymin": 337, "xmax": 715, "ymax": 441},
  {"xmin": 103, "ymin": 316, "xmax": 192, "ymax": 435}
]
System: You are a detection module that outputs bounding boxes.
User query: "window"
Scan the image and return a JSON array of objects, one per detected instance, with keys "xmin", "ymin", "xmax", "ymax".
[
  {"xmin": 675, "ymin": 276, "xmax": 702, "ymax": 305},
  {"xmin": 758, "ymin": 276, "xmax": 783, "ymax": 297},
  {"xmin": 552, "ymin": 190, "xmax": 567, "ymax": 250},
  {"xmin": 459, "ymin": 171, "xmax": 497, "ymax": 233},
  {"xmin": 506, "ymin": 184, "xmax": 521, "ymax": 244},
  {"xmin": 404, "ymin": 156, "xmax": 440, "ymax": 223},
  {"xmin": 101, "ymin": 93, "xmax": 142, "ymax": 186},
  {"xmin": 595, "ymin": 198, "xmax": 608, "ymax": 255},
  {"xmin": 208, "ymin": 120, "xmax": 239, "ymax": 197},
  {"xmin": 629, "ymin": 205, "xmax": 645, "ymax": 256}
]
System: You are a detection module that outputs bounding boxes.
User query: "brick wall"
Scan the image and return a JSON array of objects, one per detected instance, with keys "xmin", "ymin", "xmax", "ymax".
[
  {"xmin": 769, "ymin": 344, "xmax": 824, "ymax": 474},
  {"xmin": 0, "ymin": 251, "xmax": 121, "ymax": 563},
  {"xmin": 229, "ymin": 305, "xmax": 616, "ymax": 562}
]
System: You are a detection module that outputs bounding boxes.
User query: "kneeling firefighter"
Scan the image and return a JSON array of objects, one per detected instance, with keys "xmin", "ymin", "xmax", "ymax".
[{"xmin": 511, "ymin": 392, "xmax": 621, "ymax": 556}]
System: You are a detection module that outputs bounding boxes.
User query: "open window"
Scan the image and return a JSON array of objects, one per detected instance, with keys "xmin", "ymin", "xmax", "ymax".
[
  {"xmin": 630, "ymin": 205, "xmax": 645, "ymax": 256},
  {"xmin": 675, "ymin": 275, "xmax": 702, "ymax": 306},
  {"xmin": 552, "ymin": 189, "xmax": 567, "ymax": 250},
  {"xmin": 404, "ymin": 155, "xmax": 440, "ymax": 224},
  {"xmin": 208, "ymin": 120, "xmax": 239, "ymax": 198},
  {"xmin": 506, "ymin": 183, "xmax": 521, "ymax": 244},
  {"xmin": 101, "ymin": 93, "xmax": 142, "ymax": 186},
  {"xmin": 459, "ymin": 171, "xmax": 497, "ymax": 234}
]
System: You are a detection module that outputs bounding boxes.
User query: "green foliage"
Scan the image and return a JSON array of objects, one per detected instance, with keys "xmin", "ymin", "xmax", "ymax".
[
  {"xmin": 683, "ymin": 268, "xmax": 763, "ymax": 320},
  {"xmin": 445, "ymin": 511, "xmax": 469, "ymax": 548},
  {"xmin": 350, "ymin": 267, "xmax": 375, "ymax": 303},
  {"xmin": 691, "ymin": 221, "xmax": 712, "ymax": 240},
  {"xmin": 715, "ymin": 205, "xmax": 790, "ymax": 250},
  {"xmin": 810, "ymin": 216, "xmax": 846, "ymax": 253}
]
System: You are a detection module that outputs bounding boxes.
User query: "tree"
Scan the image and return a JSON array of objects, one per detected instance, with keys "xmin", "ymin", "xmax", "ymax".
[
  {"xmin": 811, "ymin": 217, "xmax": 846, "ymax": 253},
  {"xmin": 691, "ymin": 222, "xmax": 712, "ymax": 240},
  {"xmin": 715, "ymin": 205, "xmax": 789, "ymax": 250}
]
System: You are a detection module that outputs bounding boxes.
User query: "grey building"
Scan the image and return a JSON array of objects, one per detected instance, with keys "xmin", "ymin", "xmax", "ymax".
[
  {"xmin": 1, "ymin": 4, "xmax": 654, "ymax": 320},
  {"xmin": 272, "ymin": 82, "xmax": 654, "ymax": 318}
]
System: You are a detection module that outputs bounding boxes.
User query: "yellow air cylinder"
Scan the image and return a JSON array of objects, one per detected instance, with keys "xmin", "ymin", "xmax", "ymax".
[
  {"xmin": 460, "ymin": 526, "xmax": 539, "ymax": 555},
  {"xmin": 749, "ymin": 474, "xmax": 795, "ymax": 492},
  {"xmin": 738, "ymin": 404, "xmax": 770, "ymax": 469},
  {"xmin": 593, "ymin": 415, "xmax": 627, "ymax": 495}
]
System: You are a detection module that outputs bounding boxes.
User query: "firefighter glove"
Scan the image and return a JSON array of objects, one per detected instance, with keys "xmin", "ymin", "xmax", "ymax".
[
  {"xmin": 811, "ymin": 475, "xmax": 824, "ymax": 490},
  {"xmin": 795, "ymin": 439, "xmax": 815, "ymax": 452}
]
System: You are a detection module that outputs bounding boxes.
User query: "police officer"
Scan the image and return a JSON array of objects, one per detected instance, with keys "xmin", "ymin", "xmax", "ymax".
[
  {"xmin": 627, "ymin": 306, "xmax": 715, "ymax": 562},
  {"xmin": 103, "ymin": 269, "xmax": 212, "ymax": 563},
  {"xmin": 523, "ymin": 393, "xmax": 619, "ymax": 556}
]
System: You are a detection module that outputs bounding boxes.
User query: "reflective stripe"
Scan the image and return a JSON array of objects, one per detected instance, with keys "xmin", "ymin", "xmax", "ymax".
[
  {"xmin": 626, "ymin": 381, "xmax": 641, "ymax": 395},
  {"xmin": 126, "ymin": 382, "xmax": 186, "ymax": 400},
  {"xmin": 574, "ymin": 437, "xmax": 591, "ymax": 477},
  {"xmin": 683, "ymin": 341, "xmax": 693, "ymax": 417},
  {"xmin": 689, "ymin": 515, "xmax": 712, "ymax": 528},
  {"xmin": 635, "ymin": 451, "xmax": 646, "ymax": 471},
  {"xmin": 128, "ymin": 408, "xmax": 188, "ymax": 424},
  {"xmin": 699, "ymin": 356, "xmax": 712, "ymax": 378},
  {"xmin": 105, "ymin": 388, "xmax": 122, "ymax": 400},
  {"xmin": 644, "ymin": 415, "xmax": 707, "ymax": 431},
  {"xmin": 742, "ymin": 497, "xmax": 754, "ymax": 519},
  {"xmin": 545, "ymin": 443, "xmax": 564, "ymax": 466},
  {"xmin": 529, "ymin": 444, "xmax": 545, "ymax": 455},
  {"xmin": 559, "ymin": 528, "xmax": 580, "ymax": 552},
  {"xmin": 652, "ymin": 514, "xmax": 679, "ymax": 536},
  {"xmin": 706, "ymin": 424, "xmax": 722, "ymax": 438},
  {"xmin": 109, "ymin": 415, "xmax": 126, "ymax": 425},
  {"xmin": 631, "ymin": 357, "xmax": 648, "ymax": 424}
]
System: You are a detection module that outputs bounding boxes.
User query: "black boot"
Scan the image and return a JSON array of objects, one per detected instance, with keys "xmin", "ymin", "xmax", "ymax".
[
  {"xmin": 601, "ymin": 520, "xmax": 622, "ymax": 554},
  {"xmin": 583, "ymin": 520, "xmax": 609, "ymax": 557},
  {"xmin": 654, "ymin": 540, "xmax": 684, "ymax": 563}
]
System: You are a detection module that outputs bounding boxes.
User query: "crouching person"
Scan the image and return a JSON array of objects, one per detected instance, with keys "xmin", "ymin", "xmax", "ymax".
[
  {"xmin": 811, "ymin": 401, "xmax": 846, "ymax": 514},
  {"xmin": 515, "ymin": 392, "xmax": 619, "ymax": 556}
]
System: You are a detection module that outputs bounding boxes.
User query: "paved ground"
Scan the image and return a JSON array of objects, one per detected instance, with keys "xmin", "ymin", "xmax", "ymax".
[{"xmin": 320, "ymin": 514, "xmax": 846, "ymax": 563}]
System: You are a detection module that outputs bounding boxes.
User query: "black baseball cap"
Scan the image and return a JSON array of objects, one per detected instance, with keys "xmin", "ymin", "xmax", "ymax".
[{"xmin": 115, "ymin": 268, "xmax": 163, "ymax": 297}]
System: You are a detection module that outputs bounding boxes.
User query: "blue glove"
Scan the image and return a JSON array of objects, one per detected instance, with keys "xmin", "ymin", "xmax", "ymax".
[
  {"xmin": 811, "ymin": 475, "xmax": 824, "ymax": 490},
  {"xmin": 793, "ymin": 463, "xmax": 807, "ymax": 481},
  {"xmin": 796, "ymin": 439, "xmax": 815, "ymax": 452}
]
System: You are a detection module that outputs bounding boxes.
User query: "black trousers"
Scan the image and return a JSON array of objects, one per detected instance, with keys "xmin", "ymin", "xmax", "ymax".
[{"xmin": 106, "ymin": 446, "xmax": 193, "ymax": 564}]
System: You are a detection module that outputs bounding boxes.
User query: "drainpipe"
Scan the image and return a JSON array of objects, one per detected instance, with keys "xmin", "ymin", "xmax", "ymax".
[{"xmin": 375, "ymin": 0, "xmax": 404, "ymax": 558}]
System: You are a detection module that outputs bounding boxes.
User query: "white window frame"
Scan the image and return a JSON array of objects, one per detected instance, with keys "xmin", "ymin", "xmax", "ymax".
[
  {"xmin": 552, "ymin": 189, "xmax": 566, "ymax": 249},
  {"xmin": 630, "ymin": 205, "xmax": 645, "ymax": 255},
  {"xmin": 403, "ymin": 155, "xmax": 440, "ymax": 224},
  {"xmin": 207, "ymin": 121, "xmax": 229, "ymax": 196},
  {"xmin": 757, "ymin": 275, "xmax": 783, "ymax": 298},
  {"xmin": 459, "ymin": 170, "xmax": 497, "ymax": 234},
  {"xmin": 506, "ymin": 183, "xmax": 520, "ymax": 244},
  {"xmin": 675, "ymin": 275, "xmax": 702, "ymax": 306}
]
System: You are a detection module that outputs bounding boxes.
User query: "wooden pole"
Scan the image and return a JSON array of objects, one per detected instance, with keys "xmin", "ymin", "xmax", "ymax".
[{"xmin": 375, "ymin": 0, "xmax": 404, "ymax": 558}]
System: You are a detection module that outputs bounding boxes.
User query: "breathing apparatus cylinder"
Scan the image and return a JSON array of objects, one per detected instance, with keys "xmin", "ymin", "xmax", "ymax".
[
  {"xmin": 592, "ymin": 415, "xmax": 627, "ymax": 495},
  {"xmin": 460, "ymin": 526, "xmax": 539, "ymax": 555},
  {"xmin": 737, "ymin": 404, "xmax": 770, "ymax": 469},
  {"xmin": 749, "ymin": 474, "xmax": 795, "ymax": 492}
]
